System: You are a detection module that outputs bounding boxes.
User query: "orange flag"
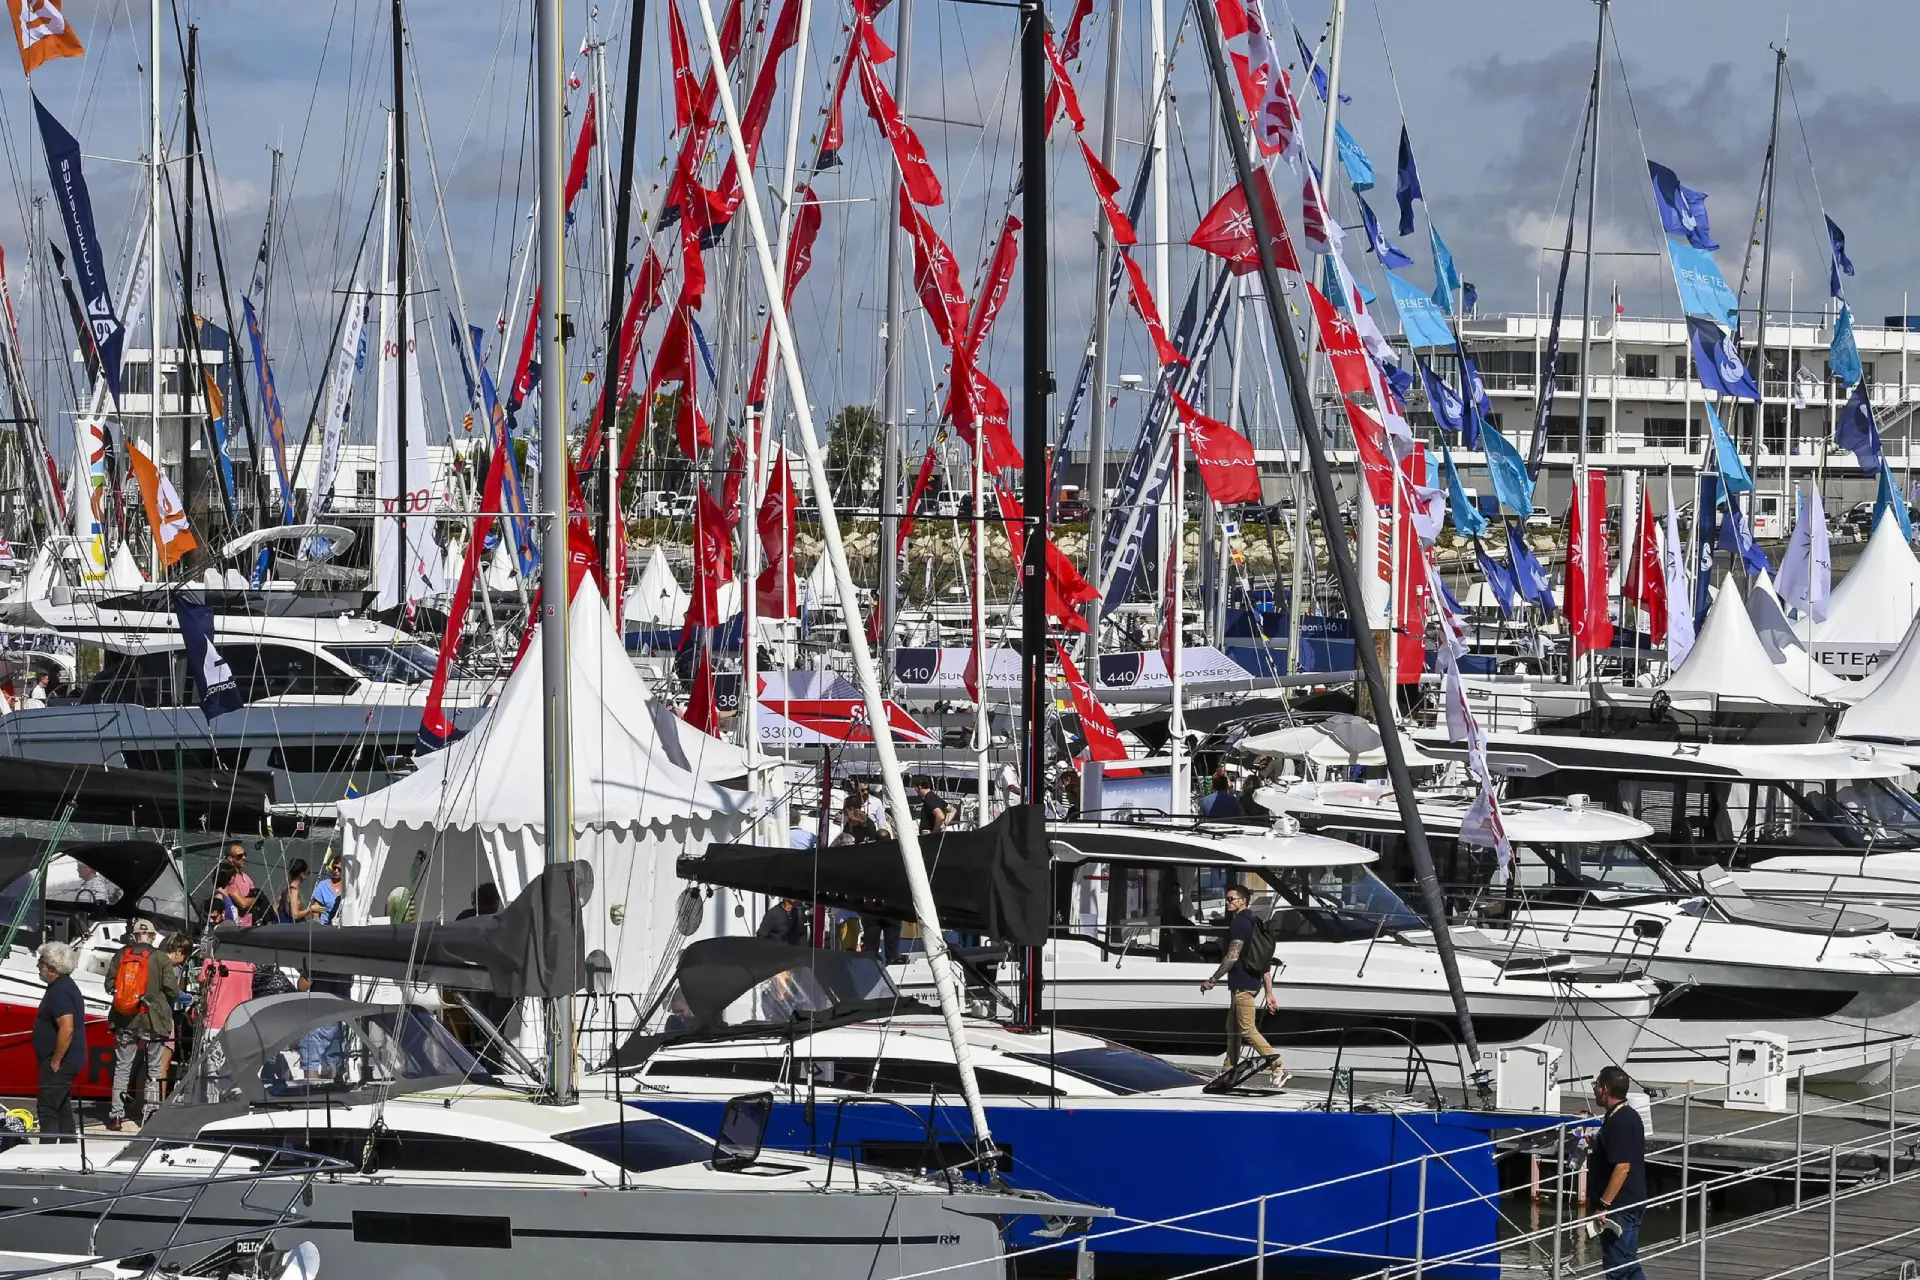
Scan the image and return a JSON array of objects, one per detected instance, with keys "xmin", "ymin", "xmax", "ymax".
[
  {"xmin": 8, "ymin": 0, "xmax": 84, "ymax": 75},
  {"xmin": 128, "ymin": 441, "xmax": 197, "ymax": 568}
]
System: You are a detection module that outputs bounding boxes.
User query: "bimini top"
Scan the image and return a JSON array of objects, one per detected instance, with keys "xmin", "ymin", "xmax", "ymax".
[
  {"xmin": 1259, "ymin": 779, "xmax": 1655, "ymax": 846},
  {"xmin": 1047, "ymin": 818, "xmax": 1375, "ymax": 869},
  {"xmin": 1419, "ymin": 729, "xmax": 1906, "ymax": 783}
]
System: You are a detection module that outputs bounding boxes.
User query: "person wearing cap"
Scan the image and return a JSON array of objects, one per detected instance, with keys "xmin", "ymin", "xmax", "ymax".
[{"xmin": 104, "ymin": 919, "xmax": 179, "ymax": 1131}]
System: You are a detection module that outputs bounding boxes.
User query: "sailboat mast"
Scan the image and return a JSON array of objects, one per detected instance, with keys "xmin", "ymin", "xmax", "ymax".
[
  {"xmin": 1082, "ymin": 0, "xmax": 1122, "ymax": 659},
  {"xmin": 1570, "ymin": 0, "xmax": 1605, "ymax": 679},
  {"xmin": 595, "ymin": 0, "xmax": 646, "ymax": 601},
  {"xmin": 534, "ymin": 0, "xmax": 577, "ymax": 1104},
  {"xmin": 147, "ymin": 0, "xmax": 162, "ymax": 575},
  {"xmin": 1191, "ymin": 0, "xmax": 1484, "ymax": 1075},
  {"xmin": 1747, "ymin": 43, "xmax": 1786, "ymax": 488},
  {"xmin": 392, "ymin": 0, "xmax": 411, "ymax": 603}
]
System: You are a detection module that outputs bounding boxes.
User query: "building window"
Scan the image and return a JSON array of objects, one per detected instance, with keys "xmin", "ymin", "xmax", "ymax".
[
  {"xmin": 1623, "ymin": 353, "xmax": 1659, "ymax": 379},
  {"xmin": 122, "ymin": 362, "xmax": 151, "ymax": 396},
  {"xmin": 1674, "ymin": 354, "xmax": 1691, "ymax": 378},
  {"xmin": 1546, "ymin": 416, "xmax": 1604, "ymax": 453},
  {"xmin": 1763, "ymin": 404, "xmax": 1788, "ymax": 454},
  {"xmin": 355, "ymin": 470, "xmax": 376, "ymax": 501},
  {"xmin": 1643, "ymin": 417, "xmax": 1689, "ymax": 449}
]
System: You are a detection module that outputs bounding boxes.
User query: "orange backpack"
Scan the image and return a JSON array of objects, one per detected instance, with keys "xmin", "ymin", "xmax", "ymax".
[{"xmin": 111, "ymin": 944, "xmax": 152, "ymax": 1017}]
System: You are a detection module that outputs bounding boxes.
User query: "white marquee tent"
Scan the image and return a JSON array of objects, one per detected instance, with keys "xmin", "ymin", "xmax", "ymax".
[
  {"xmin": 1810, "ymin": 517, "xmax": 1920, "ymax": 648},
  {"xmin": 1662, "ymin": 576, "xmax": 1824, "ymax": 709},
  {"xmin": 335, "ymin": 587, "xmax": 759, "ymax": 994}
]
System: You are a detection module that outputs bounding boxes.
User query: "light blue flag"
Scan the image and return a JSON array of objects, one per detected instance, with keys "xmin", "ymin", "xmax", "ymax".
[
  {"xmin": 1704, "ymin": 400, "xmax": 1753, "ymax": 494},
  {"xmin": 1441, "ymin": 440, "xmax": 1487, "ymax": 536},
  {"xmin": 1430, "ymin": 224, "xmax": 1462, "ymax": 314},
  {"xmin": 1386, "ymin": 271, "xmax": 1457, "ymax": 349},
  {"xmin": 1877, "ymin": 461, "xmax": 1913, "ymax": 540},
  {"xmin": 1334, "ymin": 122, "xmax": 1374, "ymax": 192},
  {"xmin": 1665, "ymin": 236, "xmax": 1739, "ymax": 331},
  {"xmin": 1480, "ymin": 422, "xmax": 1535, "ymax": 515},
  {"xmin": 1830, "ymin": 303, "xmax": 1862, "ymax": 387}
]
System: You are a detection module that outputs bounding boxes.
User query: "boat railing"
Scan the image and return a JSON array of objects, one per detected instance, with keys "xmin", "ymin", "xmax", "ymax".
[
  {"xmin": 818, "ymin": 1092, "xmax": 976, "ymax": 1192},
  {"xmin": 886, "ymin": 1062, "xmax": 1920, "ymax": 1280},
  {"xmin": 0, "ymin": 1138, "xmax": 345, "ymax": 1280}
]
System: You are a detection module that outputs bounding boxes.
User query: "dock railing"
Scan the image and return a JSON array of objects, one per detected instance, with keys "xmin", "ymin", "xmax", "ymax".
[{"xmin": 885, "ymin": 1062, "xmax": 1920, "ymax": 1280}]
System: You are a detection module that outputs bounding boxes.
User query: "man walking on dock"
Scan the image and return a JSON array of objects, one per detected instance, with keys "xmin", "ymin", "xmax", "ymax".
[
  {"xmin": 1200, "ymin": 885, "xmax": 1284, "ymax": 1085},
  {"xmin": 1589, "ymin": 1065, "xmax": 1648, "ymax": 1280}
]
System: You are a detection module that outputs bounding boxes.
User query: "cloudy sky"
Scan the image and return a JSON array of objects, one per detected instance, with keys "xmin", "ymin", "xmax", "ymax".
[{"xmin": 3, "ymin": 0, "xmax": 1912, "ymax": 468}]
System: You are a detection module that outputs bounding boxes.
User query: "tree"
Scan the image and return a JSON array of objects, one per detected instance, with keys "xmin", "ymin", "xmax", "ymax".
[{"xmin": 825, "ymin": 405, "xmax": 883, "ymax": 508}]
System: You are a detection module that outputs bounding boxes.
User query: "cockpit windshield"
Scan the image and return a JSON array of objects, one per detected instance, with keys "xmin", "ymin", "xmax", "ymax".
[
  {"xmin": 1261, "ymin": 863, "xmax": 1426, "ymax": 940},
  {"xmin": 1512, "ymin": 840, "xmax": 1679, "ymax": 895},
  {"xmin": 1833, "ymin": 778, "xmax": 1920, "ymax": 846}
]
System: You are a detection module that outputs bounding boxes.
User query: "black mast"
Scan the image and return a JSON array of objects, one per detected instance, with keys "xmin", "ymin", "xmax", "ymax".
[
  {"xmin": 594, "ymin": 0, "xmax": 648, "ymax": 573},
  {"xmin": 1190, "ymin": 0, "xmax": 1483, "ymax": 1079},
  {"xmin": 1016, "ymin": 0, "xmax": 1050, "ymax": 1028}
]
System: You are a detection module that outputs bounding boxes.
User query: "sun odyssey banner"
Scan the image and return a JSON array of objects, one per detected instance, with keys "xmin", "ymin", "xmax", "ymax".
[{"xmin": 34, "ymin": 97, "xmax": 124, "ymax": 403}]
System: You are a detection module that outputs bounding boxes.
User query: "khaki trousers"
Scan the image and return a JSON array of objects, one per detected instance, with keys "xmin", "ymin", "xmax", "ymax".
[{"xmin": 1223, "ymin": 990, "xmax": 1278, "ymax": 1070}]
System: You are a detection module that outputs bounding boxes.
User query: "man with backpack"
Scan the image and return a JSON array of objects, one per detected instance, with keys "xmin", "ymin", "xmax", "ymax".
[
  {"xmin": 104, "ymin": 919, "xmax": 180, "ymax": 1131},
  {"xmin": 1199, "ymin": 885, "xmax": 1286, "ymax": 1086}
]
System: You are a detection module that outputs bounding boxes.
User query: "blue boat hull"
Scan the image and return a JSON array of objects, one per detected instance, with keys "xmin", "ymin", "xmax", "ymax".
[{"xmin": 640, "ymin": 1096, "xmax": 1519, "ymax": 1277}]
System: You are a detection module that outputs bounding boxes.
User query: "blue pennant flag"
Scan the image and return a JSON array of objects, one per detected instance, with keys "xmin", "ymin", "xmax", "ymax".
[
  {"xmin": 1506, "ymin": 519, "xmax": 1555, "ymax": 617},
  {"xmin": 470, "ymin": 325, "xmax": 539, "ymax": 575},
  {"xmin": 194, "ymin": 317, "xmax": 238, "ymax": 520},
  {"xmin": 175, "ymin": 590, "xmax": 245, "ymax": 719},
  {"xmin": 1416, "ymin": 355, "xmax": 1465, "ymax": 431},
  {"xmin": 1458, "ymin": 347, "xmax": 1493, "ymax": 438},
  {"xmin": 1358, "ymin": 197, "xmax": 1414, "ymax": 269},
  {"xmin": 1334, "ymin": 122, "xmax": 1374, "ymax": 191},
  {"xmin": 35, "ymin": 97, "xmax": 127, "ymax": 403},
  {"xmin": 1837, "ymin": 381, "xmax": 1883, "ymax": 475},
  {"xmin": 1831, "ymin": 303, "xmax": 1862, "ymax": 387},
  {"xmin": 1462, "ymin": 281, "xmax": 1478, "ymax": 313},
  {"xmin": 1876, "ymin": 460, "xmax": 1913, "ymax": 540},
  {"xmin": 1441, "ymin": 440, "xmax": 1487, "ymax": 537},
  {"xmin": 1396, "ymin": 127, "xmax": 1422, "ymax": 236},
  {"xmin": 1292, "ymin": 26, "xmax": 1351, "ymax": 105},
  {"xmin": 1381, "ymin": 358, "xmax": 1415, "ymax": 405},
  {"xmin": 1386, "ymin": 272, "xmax": 1456, "ymax": 349},
  {"xmin": 1827, "ymin": 215, "xmax": 1855, "ymax": 301},
  {"xmin": 1718, "ymin": 501, "xmax": 1770, "ymax": 577},
  {"xmin": 1480, "ymin": 421, "xmax": 1535, "ymax": 515},
  {"xmin": 1687, "ymin": 315, "xmax": 1761, "ymax": 400},
  {"xmin": 1704, "ymin": 401, "xmax": 1753, "ymax": 494},
  {"xmin": 1647, "ymin": 160, "xmax": 1718, "ymax": 251},
  {"xmin": 1429, "ymin": 223, "xmax": 1462, "ymax": 313},
  {"xmin": 1474, "ymin": 540, "xmax": 1518, "ymax": 618},
  {"xmin": 1693, "ymin": 473, "xmax": 1720, "ymax": 629},
  {"xmin": 1665, "ymin": 238, "xmax": 1740, "ymax": 332}
]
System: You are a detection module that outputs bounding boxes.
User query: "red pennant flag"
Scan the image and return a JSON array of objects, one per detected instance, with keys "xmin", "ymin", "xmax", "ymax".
[
  {"xmin": 995, "ymin": 484, "xmax": 1095, "ymax": 631},
  {"xmin": 1043, "ymin": 31, "xmax": 1086, "ymax": 133},
  {"xmin": 669, "ymin": 1, "xmax": 696, "ymax": 130},
  {"xmin": 1306, "ymin": 281, "xmax": 1373, "ymax": 401},
  {"xmin": 675, "ymin": 348, "xmax": 711, "ymax": 459},
  {"xmin": 581, "ymin": 249, "xmax": 668, "ymax": 469},
  {"xmin": 1344, "ymin": 397, "xmax": 1397, "ymax": 507},
  {"xmin": 1172, "ymin": 392, "xmax": 1262, "ymax": 505},
  {"xmin": 1190, "ymin": 171, "xmax": 1300, "ymax": 274},
  {"xmin": 755, "ymin": 447, "xmax": 800, "ymax": 619},
  {"xmin": 683, "ymin": 648, "xmax": 720, "ymax": 735},
  {"xmin": 815, "ymin": 30, "xmax": 860, "ymax": 168},
  {"xmin": 745, "ymin": 187, "xmax": 824, "ymax": 409},
  {"xmin": 1393, "ymin": 448, "xmax": 1428, "ymax": 683},
  {"xmin": 1079, "ymin": 139, "xmax": 1137, "ymax": 246},
  {"xmin": 1120, "ymin": 251, "xmax": 1184, "ymax": 369},
  {"xmin": 564, "ymin": 94, "xmax": 599, "ymax": 211},
  {"xmin": 1624, "ymin": 484, "xmax": 1668, "ymax": 643},
  {"xmin": 1301, "ymin": 168, "xmax": 1332, "ymax": 256},
  {"xmin": 720, "ymin": 435, "xmax": 747, "ymax": 525},
  {"xmin": 899, "ymin": 191, "xmax": 970, "ymax": 346},
  {"xmin": 1566, "ymin": 470, "xmax": 1614, "ymax": 652},
  {"xmin": 1056, "ymin": 643, "xmax": 1127, "ymax": 762},
  {"xmin": 897, "ymin": 444, "xmax": 941, "ymax": 552},
  {"xmin": 857, "ymin": 50, "xmax": 943, "ymax": 206},
  {"xmin": 951, "ymin": 359, "xmax": 1023, "ymax": 472},
  {"xmin": 1060, "ymin": 0, "xmax": 1096, "ymax": 60},
  {"xmin": 964, "ymin": 214, "xmax": 1022, "ymax": 355}
]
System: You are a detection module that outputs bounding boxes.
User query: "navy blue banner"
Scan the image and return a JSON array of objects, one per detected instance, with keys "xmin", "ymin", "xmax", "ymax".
[
  {"xmin": 34, "ymin": 96, "xmax": 124, "ymax": 403},
  {"xmin": 175, "ymin": 590, "xmax": 244, "ymax": 719}
]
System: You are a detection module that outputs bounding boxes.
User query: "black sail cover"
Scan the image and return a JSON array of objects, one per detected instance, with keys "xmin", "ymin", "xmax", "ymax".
[
  {"xmin": 213, "ymin": 861, "xmax": 594, "ymax": 997},
  {"xmin": 679, "ymin": 804, "xmax": 1049, "ymax": 946}
]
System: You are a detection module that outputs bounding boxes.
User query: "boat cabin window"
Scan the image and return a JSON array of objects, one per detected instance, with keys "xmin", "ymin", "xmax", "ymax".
[
  {"xmin": 81, "ymin": 651, "xmax": 181, "ymax": 706},
  {"xmin": 1007, "ymin": 1045, "xmax": 1198, "ymax": 1095},
  {"xmin": 868, "ymin": 1059, "xmax": 1061, "ymax": 1098},
  {"xmin": 210, "ymin": 1126, "xmax": 587, "ymax": 1177},
  {"xmin": 1262, "ymin": 864, "xmax": 1426, "ymax": 941},
  {"xmin": 327, "ymin": 644, "xmax": 461, "ymax": 685},
  {"xmin": 557, "ymin": 1118, "xmax": 717, "ymax": 1173},
  {"xmin": 1507, "ymin": 841, "xmax": 1676, "ymax": 896},
  {"xmin": 646, "ymin": 1057, "xmax": 787, "ymax": 1084},
  {"xmin": 222, "ymin": 644, "xmax": 362, "ymax": 699}
]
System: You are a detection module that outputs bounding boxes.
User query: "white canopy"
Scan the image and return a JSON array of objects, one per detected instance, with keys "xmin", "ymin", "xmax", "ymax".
[
  {"xmin": 105, "ymin": 543, "xmax": 146, "ymax": 591},
  {"xmin": 1839, "ymin": 612, "xmax": 1920, "ymax": 743},
  {"xmin": 1813, "ymin": 517, "xmax": 1920, "ymax": 646},
  {"xmin": 1662, "ymin": 576, "xmax": 1823, "ymax": 708},
  {"xmin": 626, "ymin": 545, "xmax": 690, "ymax": 626},
  {"xmin": 336, "ymin": 588, "xmax": 758, "ymax": 992}
]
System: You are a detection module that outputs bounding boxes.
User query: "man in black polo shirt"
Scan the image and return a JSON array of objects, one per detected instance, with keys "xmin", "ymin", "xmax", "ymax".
[
  {"xmin": 1199, "ymin": 884, "xmax": 1284, "ymax": 1085},
  {"xmin": 1588, "ymin": 1064, "xmax": 1648, "ymax": 1280}
]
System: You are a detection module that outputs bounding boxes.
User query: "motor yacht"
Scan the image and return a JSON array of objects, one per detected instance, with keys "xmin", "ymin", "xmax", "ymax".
[{"xmin": 1257, "ymin": 780, "xmax": 1920, "ymax": 1087}]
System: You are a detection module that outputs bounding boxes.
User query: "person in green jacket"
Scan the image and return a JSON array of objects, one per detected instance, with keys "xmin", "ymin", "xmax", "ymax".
[{"xmin": 104, "ymin": 919, "xmax": 180, "ymax": 1131}]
